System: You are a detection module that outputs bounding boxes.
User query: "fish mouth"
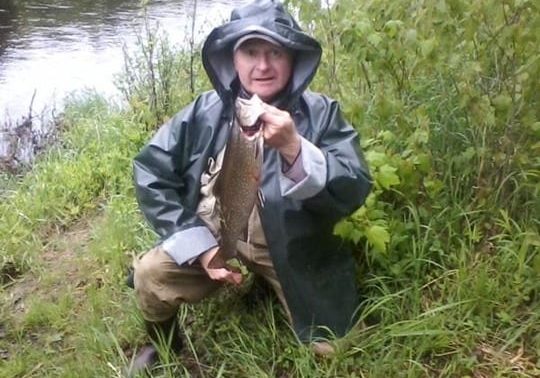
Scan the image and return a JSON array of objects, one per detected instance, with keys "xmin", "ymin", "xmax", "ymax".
[{"xmin": 240, "ymin": 119, "xmax": 263, "ymax": 137}]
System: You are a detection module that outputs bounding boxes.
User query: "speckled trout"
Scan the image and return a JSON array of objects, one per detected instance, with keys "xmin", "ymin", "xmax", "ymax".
[{"xmin": 207, "ymin": 95, "xmax": 265, "ymax": 269}]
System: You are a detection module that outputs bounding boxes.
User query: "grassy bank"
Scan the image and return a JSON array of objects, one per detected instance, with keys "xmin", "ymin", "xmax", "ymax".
[{"xmin": 1, "ymin": 0, "xmax": 538, "ymax": 376}]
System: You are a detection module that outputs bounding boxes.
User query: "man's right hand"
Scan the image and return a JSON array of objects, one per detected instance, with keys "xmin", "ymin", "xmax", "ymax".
[{"xmin": 200, "ymin": 246, "xmax": 243, "ymax": 285}]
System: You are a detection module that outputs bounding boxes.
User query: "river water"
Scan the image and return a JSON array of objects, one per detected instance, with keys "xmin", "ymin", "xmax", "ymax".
[
  {"xmin": 0, "ymin": 0, "xmax": 248, "ymax": 164},
  {"xmin": 0, "ymin": 0, "xmax": 250, "ymax": 120}
]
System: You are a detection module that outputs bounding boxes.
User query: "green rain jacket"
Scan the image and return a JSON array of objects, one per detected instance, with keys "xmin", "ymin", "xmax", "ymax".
[{"xmin": 133, "ymin": 0, "xmax": 372, "ymax": 341}]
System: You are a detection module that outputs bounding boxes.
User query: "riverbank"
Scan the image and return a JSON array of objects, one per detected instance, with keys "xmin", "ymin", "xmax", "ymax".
[
  {"xmin": 0, "ymin": 94, "xmax": 61, "ymax": 173},
  {"xmin": 0, "ymin": 0, "xmax": 538, "ymax": 376}
]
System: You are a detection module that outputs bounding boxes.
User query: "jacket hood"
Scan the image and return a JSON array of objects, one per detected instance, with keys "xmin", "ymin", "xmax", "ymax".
[{"xmin": 201, "ymin": 0, "xmax": 322, "ymax": 106}]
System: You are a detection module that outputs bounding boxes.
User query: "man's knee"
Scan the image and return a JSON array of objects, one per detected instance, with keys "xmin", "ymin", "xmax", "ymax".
[
  {"xmin": 132, "ymin": 248, "xmax": 180, "ymax": 321},
  {"xmin": 133, "ymin": 247, "xmax": 220, "ymax": 305},
  {"xmin": 133, "ymin": 247, "xmax": 169, "ymax": 291}
]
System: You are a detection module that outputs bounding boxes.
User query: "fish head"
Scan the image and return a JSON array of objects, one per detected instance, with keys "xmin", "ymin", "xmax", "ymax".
[{"xmin": 235, "ymin": 94, "xmax": 265, "ymax": 138}]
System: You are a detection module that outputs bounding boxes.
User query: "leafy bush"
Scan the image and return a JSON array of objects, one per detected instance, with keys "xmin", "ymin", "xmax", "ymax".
[{"xmin": 293, "ymin": 0, "xmax": 539, "ymax": 370}]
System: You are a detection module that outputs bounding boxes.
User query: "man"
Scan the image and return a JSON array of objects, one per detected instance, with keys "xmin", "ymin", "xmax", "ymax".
[{"xmin": 129, "ymin": 0, "xmax": 371, "ymax": 374}]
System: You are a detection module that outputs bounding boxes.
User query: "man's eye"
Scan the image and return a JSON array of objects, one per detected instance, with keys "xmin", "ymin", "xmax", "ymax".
[
  {"xmin": 246, "ymin": 48, "xmax": 258, "ymax": 57},
  {"xmin": 270, "ymin": 49, "xmax": 282, "ymax": 57}
]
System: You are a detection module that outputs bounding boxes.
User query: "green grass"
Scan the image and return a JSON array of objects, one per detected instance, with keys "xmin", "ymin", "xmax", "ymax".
[{"xmin": 0, "ymin": 98, "xmax": 536, "ymax": 376}]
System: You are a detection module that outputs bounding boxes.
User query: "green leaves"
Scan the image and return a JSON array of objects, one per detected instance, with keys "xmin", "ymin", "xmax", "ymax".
[
  {"xmin": 365, "ymin": 225, "xmax": 391, "ymax": 253},
  {"xmin": 377, "ymin": 164, "xmax": 400, "ymax": 189},
  {"xmin": 334, "ymin": 219, "xmax": 363, "ymax": 244},
  {"xmin": 365, "ymin": 149, "xmax": 401, "ymax": 190},
  {"xmin": 334, "ymin": 215, "xmax": 391, "ymax": 254}
]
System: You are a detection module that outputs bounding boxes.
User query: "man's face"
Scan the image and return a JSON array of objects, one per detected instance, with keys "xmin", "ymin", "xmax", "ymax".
[{"xmin": 233, "ymin": 39, "xmax": 293, "ymax": 102}]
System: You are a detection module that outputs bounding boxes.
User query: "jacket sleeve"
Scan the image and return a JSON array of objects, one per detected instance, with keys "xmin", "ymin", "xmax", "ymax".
[
  {"xmin": 133, "ymin": 105, "xmax": 218, "ymax": 266},
  {"xmin": 278, "ymin": 137, "xmax": 327, "ymax": 197},
  {"xmin": 299, "ymin": 97, "xmax": 372, "ymax": 221}
]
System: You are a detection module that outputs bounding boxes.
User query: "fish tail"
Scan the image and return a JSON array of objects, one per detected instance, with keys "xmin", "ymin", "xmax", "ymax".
[{"xmin": 207, "ymin": 250, "xmax": 227, "ymax": 269}]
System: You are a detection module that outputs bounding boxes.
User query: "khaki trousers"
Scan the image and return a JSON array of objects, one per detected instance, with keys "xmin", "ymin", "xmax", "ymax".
[{"xmin": 133, "ymin": 240, "xmax": 291, "ymax": 323}]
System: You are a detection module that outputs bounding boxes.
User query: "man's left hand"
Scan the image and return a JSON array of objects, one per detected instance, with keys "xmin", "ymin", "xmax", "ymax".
[{"xmin": 260, "ymin": 104, "xmax": 301, "ymax": 164}]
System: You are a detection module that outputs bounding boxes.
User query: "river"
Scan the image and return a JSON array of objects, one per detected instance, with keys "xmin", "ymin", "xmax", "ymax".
[
  {"xmin": 0, "ymin": 0, "xmax": 248, "ymax": 165},
  {"xmin": 0, "ymin": 0, "xmax": 250, "ymax": 121}
]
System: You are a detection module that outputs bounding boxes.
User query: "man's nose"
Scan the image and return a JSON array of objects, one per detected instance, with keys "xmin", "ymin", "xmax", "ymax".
[{"xmin": 255, "ymin": 54, "xmax": 270, "ymax": 70}]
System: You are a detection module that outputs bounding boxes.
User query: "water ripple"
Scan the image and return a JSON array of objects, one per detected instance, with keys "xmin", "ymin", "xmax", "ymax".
[{"xmin": 0, "ymin": 0, "xmax": 250, "ymax": 122}]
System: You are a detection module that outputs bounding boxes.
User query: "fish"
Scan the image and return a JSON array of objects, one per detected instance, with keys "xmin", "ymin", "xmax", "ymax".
[{"xmin": 207, "ymin": 94, "xmax": 265, "ymax": 269}]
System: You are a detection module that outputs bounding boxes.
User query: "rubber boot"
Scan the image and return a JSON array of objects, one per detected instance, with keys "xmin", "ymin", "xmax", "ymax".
[{"xmin": 127, "ymin": 317, "xmax": 183, "ymax": 376}]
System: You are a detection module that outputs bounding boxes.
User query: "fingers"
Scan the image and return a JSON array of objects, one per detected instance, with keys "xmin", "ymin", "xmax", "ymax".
[
  {"xmin": 199, "ymin": 247, "xmax": 243, "ymax": 285},
  {"xmin": 260, "ymin": 103, "xmax": 289, "ymax": 124},
  {"xmin": 259, "ymin": 105, "xmax": 298, "ymax": 148},
  {"xmin": 259, "ymin": 104, "xmax": 301, "ymax": 161},
  {"xmin": 261, "ymin": 102, "xmax": 285, "ymax": 116},
  {"xmin": 259, "ymin": 112, "xmax": 282, "ymax": 126}
]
